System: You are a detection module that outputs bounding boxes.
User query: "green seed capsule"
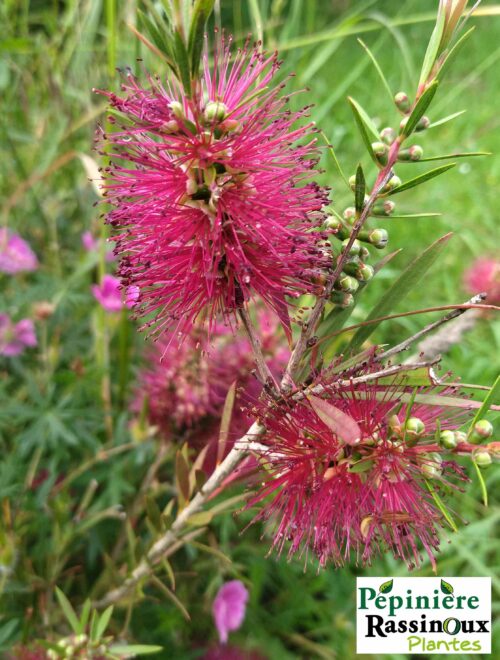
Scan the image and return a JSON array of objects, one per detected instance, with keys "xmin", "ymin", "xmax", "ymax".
[
  {"xmin": 394, "ymin": 91, "xmax": 411, "ymax": 113},
  {"xmin": 203, "ymin": 100, "xmax": 229, "ymax": 122},
  {"xmin": 473, "ymin": 450, "xmax": 492, "ymax": 468},
  {"xmin": 341, "ymin": 238, "xmax": 361, "ymax": 256},
  {"xmin": 373, "ymin": 200, "xmax": 395, "ymax": 216},
  {"xmin": 355, "ymin": 263, "xmax": 374, "ymax": 282},
  {"xmin": 469, "ymin": 419, "xmax": 493, "ymax": 444},
  {"xmin": 358, "ymin": 228, "xmax": 389, "ymax": 249},
  {"xmin": 439, "ymin": 430, "xmax": 458, "ymax": 450},
  {"xmin": 336, "ymin": 274, "xmax": 359, "ymax": 293}
]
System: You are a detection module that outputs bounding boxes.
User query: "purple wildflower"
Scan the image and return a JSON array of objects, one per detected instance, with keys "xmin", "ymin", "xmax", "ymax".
[
  {"xmin": 0, "ymin": 228, "xmax": 38, "ymax": 274},
  {"xmin": 0, "ymin": 314, "xmax": 37, "ymax": 356},
  {"xmin": 212, "ymin": 580, "xmax": 249, "ymax": 644}
]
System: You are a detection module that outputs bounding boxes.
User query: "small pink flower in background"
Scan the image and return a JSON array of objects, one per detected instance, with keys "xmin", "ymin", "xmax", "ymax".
[
  {"xmin": 81, "ymin": 230, "xmax": 114, "ymax": 262},
  {"xmin": 0, "ymin": 228, "xmax": 38, "ymax": 274},
  {"xmin": 92, "ymin": 275, "xmax": 140, "ymax": 312},
  {"xmin": 0, "ymin": 314, "xmax": 37, "ymax": 356},
  {"xmin": 212, "ymin": 580, "xmax": 249, "ymax": 644},
  {"xmin": 464, "ymin": 257, "xmax": 500, "ymax": 305}
]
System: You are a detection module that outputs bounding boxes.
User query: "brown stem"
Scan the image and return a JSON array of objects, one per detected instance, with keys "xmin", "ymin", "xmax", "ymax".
[{"xmin": 238, "ymin": 307, "xmax": 279, "ymax": 393}]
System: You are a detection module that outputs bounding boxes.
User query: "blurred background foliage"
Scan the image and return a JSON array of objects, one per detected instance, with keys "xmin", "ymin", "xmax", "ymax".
[{"xmin": 0, "ymin": 0, "xmax": 499, "ymax": 658}]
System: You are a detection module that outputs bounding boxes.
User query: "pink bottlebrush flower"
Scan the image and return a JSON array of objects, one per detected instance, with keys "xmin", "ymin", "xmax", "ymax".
[
  {"xmin": 94, "ymin": 35, "xmax": 329, "ymax": 338},
  {"xmin": 134, "ymin": 310, "xmax": 288, "ymax": 447},
  {"xmin": 464, "ymin": 257, "xmax": 500, "ymax": 305},
  {"xmin": 0, "ymin": 314, "xmax": 37, "ymax": 356},
  {"xmin": 81, "ymin": 230, "xmax": 115, "ymax": 262},
  {"xmin": 0, "ymin": 228, "xmax": 38, "ymax": 274},
  {"xmin": 212, "ymin": 580, "xmax": 249, "ymax": 644},
  {"xmin": 249, "ymin": 372, "xmax": 471, "ymax": 570},
  {"xmin": 91, "ymin": 274, "xmax": 138, "ymax": 312}
]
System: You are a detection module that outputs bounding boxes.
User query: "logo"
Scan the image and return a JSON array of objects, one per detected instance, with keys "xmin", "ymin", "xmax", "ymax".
[{"xmin": 356, "ymin": 577, "xmax": 491, "ymax": 654}]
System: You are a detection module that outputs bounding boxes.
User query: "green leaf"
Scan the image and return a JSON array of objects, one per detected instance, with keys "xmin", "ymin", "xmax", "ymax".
[
  {"xmin": 108, "ymin": 644, "xmax": 163, "ymax": 656},
  {"xmin": 379, "ymin": 579, "xmax": 393, "ymax": 594},
  {"xmin": 349, "ymin": 459, "xmax": 374, "ymax": 473},
  {"xmin": 79, "ymin": 599, "xmax": 91, "ymax": 634},
  {"xmin": 348, "ymin": 96, "xmax": 380, "ymax": 163},
  {"xmin": 440, "ymin": 579, "xmax": 455, "ymax": 595},
  {"xmin": 382, "ymin": 213, "xmax": 442, "ymax": 219},
  {"xmin": 175, "ymin": 450, "xmax": 191, "ymax": 505},
  {"xmin": 357, "ymin": 38, "xmax": 393, "ymax": 102},
  {"xmin": 401, "ymin": 80, "xmax": 439, "ymax": 137},
  {"xmin": 217, "ymin": 380, "xmax": 236, "ymax": 464},
  {"xmin": 308, "ymin": 395, "xmax": 361, "ymax": 445},
  {"xmin": 472, "ymin": 460, "xmax": 488, "ymax": 507},
  {"xmin": 469, "ymin": 374, "xmax": 500, "ymax": 432},
  {"xmin": 186, "ymin": 510, "xmax": 213, "ymax": 526},
  {"xmin": 429, "ymin": 110, "xmax": 467, "ymax": 129},
  {"xmin": 188, "ymin": 0, "xmax": 215, "ymax": 76},
  {"xmin": 320, "ymin": 130, "xmax": 351, "ymax": 189},
  {"xmin": 388, "ymin": 163, "xmax": 456, "ymax": 195},
  {"xmin": 439, "ymin": 26, "xmax": 475, "ymax": 80},
  {"xmin": 419, "ymin": 5, "xmax": 446, "ymax": 85},
  {"xmin": 354, "ymin": 163, "xmax": 366, "ymax": 213},
  {"xmin": 95, "ymin": 605, "xmax": 113, "ymax": 641},
  {"xmin": 347, "ymin": 233, "xmax": 452, "ymax": 351},
  {"xmin": 55, "ymin": 587, "xmax": 80, "ymax": 634},
  {"xmin": 173, "ymin": 29, "xmax": 191, "ymax": 95},
  {"xmin": 426, "ymin": 481, "xmax": 458, "ymax": 532},
  {"xmin": 416, "ymin": 152, "xmax": 490, "ymax": 163},
  {"xmin": 145, "ymin": 495, "xmax": 163, "ymax": 532}
]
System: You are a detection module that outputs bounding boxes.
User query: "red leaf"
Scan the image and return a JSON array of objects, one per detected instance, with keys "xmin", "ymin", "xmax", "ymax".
[{"xmin": 308, "ymin": 395, "xmax": 361, "ymax": 445}]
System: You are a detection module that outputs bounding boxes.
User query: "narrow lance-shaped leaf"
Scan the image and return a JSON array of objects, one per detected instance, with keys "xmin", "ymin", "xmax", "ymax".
[
  {"xmin": 388, "ymin": 163, "xmax": 456, "ymax": 195},
  {"xmin": 347, "ymin": 233, "xmax": 452, "ymax": 351},
  {"xmin": 401, "ymin": 80, "xmax": 439, "ymax": 136},
  {"xmin": 472, "ymin": 460, "xmax": 488, "ymax": 508},
  {"xmin": 429, "ymin": 110, "xmax": 466, "ymax": 129},
  {"xmin": 357, "ymin": 38, "xmax": 394, "ymax": 102},
  {"xmin": 55, "ymin": 588, "xmax": 80, "ymax": 634},
  {"xmin": 175, "ymin": 450, "xmax": 191, "ymax": 505},
  {"xmin": 95, "ymin": 606, "xmax": 114, "ymax": 641},
  {"xmin": 188, "ymin": 0, "xmax": 215, "ymax": 76},
  {"xmin": 173, "ymin": 28, "xmax": 192, "ymax": 95},
  {"xmin": 419, "ymin": 4, "xmax": 446, "ymax": 85},
  {"xmin": 308, "ymin": 395, "xmax": 361, "ymax": 445},
  {"xmin": 469, "ymin": 374, "xmax": 500, "ymax": 434},
  {"xmin": 217, "ymin": 381, "xmax": 236, "ymax": 465},
  {"xmin": 354, "ymin": 163, "xmax": 366, "ymax": 213},
  {"xmin": 348, "ymin": 96, "xmax": 380, "ymax": 163},
  {"xmin": 414, "ymin": 152, "xmax": 490, "ymax": 163},
  {"xmin": 109, "ymin": 644, "xmax": 164, "ymax": 655}
]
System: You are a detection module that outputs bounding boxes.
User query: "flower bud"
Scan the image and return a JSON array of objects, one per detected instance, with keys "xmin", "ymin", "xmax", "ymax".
[
  {"xmin": 343, "ymin": 207, "xmax": 357, "ymax": 224},
  {"xmin": 341, "ymin": 238, "xmax": 361, "ymax": 256},
  {"xmin": 204, "ymin": 100, "xmax": 229, "ymax": 123},
  {"xmin": 382, "ymin": 175, "xmax": 401, "ymax": 192},
  {"xmin": 336, "ymin": 274, "xmax": 359, "ymax": 293},
  {"xmin": 168, "ymin": 101, "xmax": 185, "ymax": 119},
  {"xmin": 397, "ymin": 145, "xmax": 424, "ymax": 162},
  {"xmin": 331, "ymin": 291, "xmax": 354, "ymax": 308},
  {"xmin": 358, "ymin": 227, "xmax": 388, "ymax": 249},
  {"xmin": 421, "ymin": 453, "xmax": 442, "ymax": 478},
  {"xmin": 469, "ymin": 419, "xmax": 493, "ymax": 444},
  {"xmin": 359, "ymin": 246, "xmax": 370, "ymax": 261},
  {"xmin": 373, "ymin": 200, "xmax": 395, "ymax": 217},
  {"xmin": 473, "ymin": 449, "xmax": 492, "ymax": 469},
  {"xmin": 439, "ymin": 430, "xmax": 458, "ymax": 450},
  {"xmin": 33, "ymin": 301, "xmax": 56, "ymax": 320},
  {"xmin": 415, "ymin": 115, "xmax": 430, "ymax": 132},
  {"xmin": 162, "ymin": 119, "xmax": 180, "ymax": 133},
  {"xmin": 380, "ymin": 126, "xmax": 396, "ymax": 145},
  {"xmin": 355, "ymin": 262, "xmax": 374, "ymax": 282},
  {"xmin": 342, "ymin": 256, "xmax": 361, "ymax": 276},
  {"xmin": 371, "ymin": 141, "xmax": 389, "ymax": 165},
  {"xmin": 324, "ymin": 216, "xmax": 341, "ymax": 232},
  {"xmin": 348, "ymin": 174, "xmax": 357, "ymax": 191},
  {"xmin": 394, "ymin": 91, "xmax": 411, "ymax": 113},
  {"xmin": 404, "ymin": 417, "xmax": 425, "ymax": 445}
]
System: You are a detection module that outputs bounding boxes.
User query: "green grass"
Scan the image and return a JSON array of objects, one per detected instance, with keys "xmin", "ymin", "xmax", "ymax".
[{"xmin": 0, "ymin": 1, "xmax": 499, "ymax": 658}]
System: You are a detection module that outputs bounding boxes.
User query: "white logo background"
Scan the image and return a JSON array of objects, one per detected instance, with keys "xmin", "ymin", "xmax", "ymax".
[{"xmin": 356, "ymin": 577, "xmax": 491, "ymax": 654}]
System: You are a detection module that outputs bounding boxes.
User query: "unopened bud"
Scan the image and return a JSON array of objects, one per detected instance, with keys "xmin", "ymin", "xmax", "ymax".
[
  {"xmin": 371, "ymin": 141, "xmax": 389, "ymax": 165},
  {"xmin": 473, "ymin": 449, "xmax": 492, "ymax": 469},
  {"xmin": 342, "ymin": 256, "xmax": 361, "ymax": 276},
  {"xmin": 388, "ymin": 414, "xmax": 402, "ymax": 435},
  {"xmin": 398, "ymin": 145, "xmax": 424, "ymax": 162},
  {"xmin": 324, "ymin": 216, "xmax": 341, "ymax": 232},
  {"xmin": 331, "ymin": 291, "xmax": 354, "ymax": 308},
  {"xmin": 168, "ymin": 101, "xmax": 185, "ymax": 119},
  {"xmin": 204, "ymin": 100, "xmax": 229, "ymax": 123},
  {"xmin": 439, "ymin": 430, "xmax": 458, "ymax": 450},
  {"xmin": 162, "ymin": 119, "xmax": 180, "ymax": 133},
  {"xmin": 341, "ymin": 238, "xmax": 361, "ymax": 256},
  {"xmin": 336, "ymin": 274, "xmax": 359, "ymax": 293},
  {"xmin": 359, "ymin": 246, "xmax": 370, "ymax": 261},
  {"xmin": 469, "ymin": 419, "xmax": 493, "ymax": 444},
  {"xmin": 383, "ymin": 175, "xmax": 402, "ymax": 192},
  {"xmin": 348, "ymin": 174, "xmax": 357, "ymax": 191},
  {"xmin": 33, "ymin": 301, "xmax": 56, "ymax": 320},
  {"xmin": 373, "ymin": 200, "xmax": 395, "ymax": 216},
  {"xmin": 394, "ymin": 91, "xmax": 411, "ymax": 113},
  {"xmin": 415, "ymin": 115, "xmax": 430, "ymax": 132},
  {"xmin": 358, "ymin": 227, "xmax": 388, "ymax": 249},
  {"xmin": 355, "ymin": 262, "xmax": 374, "ymax": 282},
  {"xmin": 404, "ymin": 417, "xmax": 425, "ymax": 446},
  {"xmin": 343, "ymin": 207, "xmax": 357, "ymax": 224},
  {"xmin": 380, "ymin": 126, "xmax": 396, "ymax": 145},
  {"xmin": 421, "ymin": 453, "xmax": 442, "ymax": 478}
]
